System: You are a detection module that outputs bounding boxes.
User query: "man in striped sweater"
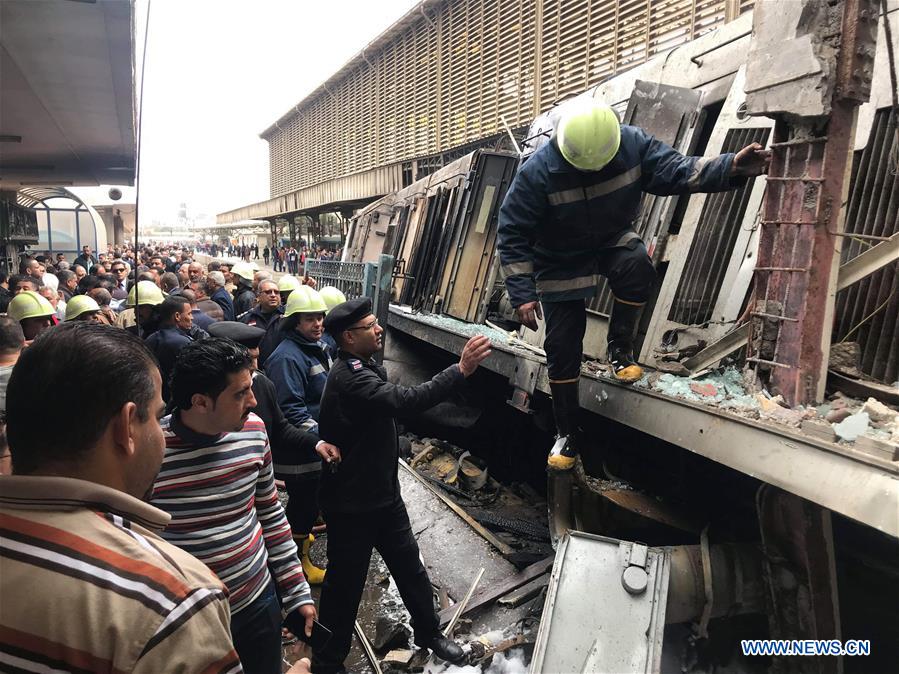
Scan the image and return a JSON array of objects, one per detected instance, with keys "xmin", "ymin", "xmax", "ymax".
[
  {"xmin": 152, "ymin": 337, "xmax": 316, "ymax": 674},
  {"xmin": 1, "ymin": 323, "xmax": 242, "ymax": 673}
]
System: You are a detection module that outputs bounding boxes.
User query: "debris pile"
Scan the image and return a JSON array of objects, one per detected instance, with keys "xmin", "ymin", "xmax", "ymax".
[
  {"xmin": 403, "ymin": 435, "xmax": 553, "ymax": 559},
  {"xmin": 631, "ymin": 365, "xmax": 898, "ymax": 460}
]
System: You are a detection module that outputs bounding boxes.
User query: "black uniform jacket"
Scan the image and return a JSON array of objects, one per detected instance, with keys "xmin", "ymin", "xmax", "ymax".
[
  {"xmin": 251, "ymin": 370, "xmax": 322, "ymax": 478},
  {"xmin": 318, "ymin": 350, "xmax": 464, "ymax": 514}
]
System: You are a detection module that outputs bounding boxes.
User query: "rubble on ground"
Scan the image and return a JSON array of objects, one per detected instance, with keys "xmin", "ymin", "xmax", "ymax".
[
  {"xmin": 624, "ymin": 365, "xmax": 899, "ymax": 459},
  {"xmin": 396, "ymin": 309, "xmax": 514, "ymax": 344}
]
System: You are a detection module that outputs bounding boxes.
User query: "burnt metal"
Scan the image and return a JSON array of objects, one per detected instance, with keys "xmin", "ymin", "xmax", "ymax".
[
  {"xmin": 834, "ymin": 108, "xmax": 899, "ymax": 383},
  {"xmin": 467, "ymin": 509, "xmax": 551, "ymax": 541},
  {"xmin": 666, "ymin": 543, "xmax": 766, "ymax": 624},
  {"xmin": 757, "ymin": 487, "xmax": 841, "ymax": 674},
  {"xmin": 669, "ymin": 127, "xmax": 768, "ymax": 326},
  {"xmin": 834, "ymin": 0, "xmax": 880, "ymax": 102},
  {"xmin": 387, "ymin": 308, "xmax": 899, "ymax": 536},
  {"xmin": 747, "ymin": 0, "xmax": 882, "ymax": 405},
  {"xmin": 441, "ymin": 152, "xmax": 518, "ymax": 323}
]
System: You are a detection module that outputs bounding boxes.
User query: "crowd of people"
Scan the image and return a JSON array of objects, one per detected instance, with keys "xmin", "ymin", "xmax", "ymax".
[
  {"xmin": 194, "ymin": 241, "xmax": 343, "ymax": 274},
  {"xmin": 0, "ymin": 241, "xmax": 490, "ymax": 674}
]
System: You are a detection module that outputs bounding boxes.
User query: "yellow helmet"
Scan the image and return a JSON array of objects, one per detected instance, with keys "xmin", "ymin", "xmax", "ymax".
[
  {"xmin": 319, "ymin": 286, "xmax": 347, "ymax": 312},
  {"xmin": 278, "ymin": 275, "xmax": 301, "ymax": 292},
  {"xmin": 8, "ymin": 291, "xmax": 55, "ymax": 322},
  {"xmin": 127, "ymin": 280, "xmax": 165, "ymax": 307},
  {"xmin": 65, "ymin": 295, "xmax": 101, "ymax": 321},
  {"xmin": 555, "ymin": 100, "xmax": 621, "ymax": 172},
  {"xmin": 284, "ymin": 285, "xmax": 328, "ymax": 317}
]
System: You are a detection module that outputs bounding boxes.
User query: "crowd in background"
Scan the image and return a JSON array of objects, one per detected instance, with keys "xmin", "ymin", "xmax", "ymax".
[
  {"xmin": 0, "ymin": 234, "xmax": 487, "ymax": 674},
  {"xmin": 0, "ymin": 240, "xmax": 341, "ymax": 673}
]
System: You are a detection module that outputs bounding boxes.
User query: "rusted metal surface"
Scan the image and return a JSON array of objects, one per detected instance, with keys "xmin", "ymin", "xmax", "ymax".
[
  {"xmin": 757, "ymin": 487, "xmax": 842, "ymax": 673},
  {"xmin": 748, "ymin": 0, "xmax": 880, "ymax": 405},
  {"xmin": 834, "ymin": 108, "xmax": 899, "ymax": 383},
  {"xmin": 750, "ymin": 122, "xmax": 830, "ymax": 405}
]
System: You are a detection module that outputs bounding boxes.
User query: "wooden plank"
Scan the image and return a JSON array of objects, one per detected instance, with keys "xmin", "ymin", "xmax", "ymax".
[
  {"xmin": 398, "ymin": 459, "xmax": 514, "ymax": 555},
  {"xmin": 437, "ymin": 556, "xmax": 554, "ymax": 627},
  {"xmin": 497, "ymin": 573, "xmax": 551, "ymax": 607}
]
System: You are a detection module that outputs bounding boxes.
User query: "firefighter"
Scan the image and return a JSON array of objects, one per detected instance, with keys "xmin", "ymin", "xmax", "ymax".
[
  {"xmin": 64, "ymin": 295, "xmax": 103, "ymax": 324},
  {"xmin": 122, "ymin": 281, "xmax": 165, "ymax": 338},
  {"xmin": 264, "ymin": 285, "xmax": 332, "ymax": 584},
  {"xmin": 498, "ymin": 99, "xmax": 769, "ymax": 470},
  {"xmin": 318, "ymin": 286, "xmax": 346, "ymax": 354},
  {"xmin": 7, "ymin": 291, "xmax": 55, "ymax": 343}
]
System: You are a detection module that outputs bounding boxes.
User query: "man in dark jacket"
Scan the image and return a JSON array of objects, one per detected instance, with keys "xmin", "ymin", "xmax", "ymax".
[
  {"xmin": 312, "ymin": 297, "xmax": 491, "ymax": 673},
  {"xmin": 181, "ymin": 288, "xmax": 216, "ymax": 332},
  {"xmin": 498, "ymin": 99, "xmax": 770, "ymax": 470},
  {"xmin": 206, "ymin": 271, "xmax": 234, "ymax": 321},
  {"xmin": 144, "ymin": 296, "xmax": 194, "ymax": 401},
  {"xmin": 240, "ymin": 280, "xmax": 283, "ymax": 331},
  {"xmin": 72, "ymin": 245, "xmax": 97, "ymax": 274},
  {"xmin": 208, "ymin": 320, "xmax": 341, "ymax": 477},
  {"xmin": 231, "ymin": 263, "xmax": 256, "ymax": 318}
]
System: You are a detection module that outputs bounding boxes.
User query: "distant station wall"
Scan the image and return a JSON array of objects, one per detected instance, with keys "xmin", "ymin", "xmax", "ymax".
[{"xmin": 262, "ymin": 0, "xmax": 754, "ymax": 198}]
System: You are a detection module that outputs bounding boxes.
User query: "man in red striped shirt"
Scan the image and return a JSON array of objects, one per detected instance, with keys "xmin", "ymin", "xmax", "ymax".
[
  {"xmin": 0, "ymin": 323, "xmax": 243, "ymax": 673},
  {"xmin": 152, "ymin": 337, "xmax": 316, "ymax": 674}
]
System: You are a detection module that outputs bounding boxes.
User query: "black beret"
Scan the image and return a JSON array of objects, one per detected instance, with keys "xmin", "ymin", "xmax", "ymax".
[
  {"xmin": 323, "ymin": 296, "xmax": 372, "ymax": 335},
  {"xmin": 207, "ymin": 321, "xmax": 265, "ymax": 348}
]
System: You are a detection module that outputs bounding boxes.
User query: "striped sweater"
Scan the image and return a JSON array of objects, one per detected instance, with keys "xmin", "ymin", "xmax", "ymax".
[
  {"xmin": 151, "ymin": 412, "xmax": 312, "ymax": 616},
  {"xmin": 0, "ymin": 475, "xmax": 241, "ymax": 673}
]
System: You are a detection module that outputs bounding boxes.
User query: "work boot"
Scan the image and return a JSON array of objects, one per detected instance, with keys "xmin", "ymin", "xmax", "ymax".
[
  {"xmin": 607, "ymin": 298, "xmax": 646, "ymax": 383},
  {"xmin": 547, "ymin": 434, "xmax": 578, "ymax": 471},
  {"xmin": 420, "ymin": 635, "xmax": 466, "ymax": 664},
  {"xmin": 607, "ymin": 341, "xmax": 643, "ymax": 383},
  {"xmin": 299, "ymin": 534, "xmax": 326, "ymax": 585},
  {"xmin": 548, "ymin": 380, "xmax": 581, "ymax": 470}
]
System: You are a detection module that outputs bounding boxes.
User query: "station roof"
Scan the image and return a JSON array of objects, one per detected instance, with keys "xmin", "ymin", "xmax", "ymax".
[{"xmin": 0, "ymin": 0, "xmax": 136, "ymax": 190}]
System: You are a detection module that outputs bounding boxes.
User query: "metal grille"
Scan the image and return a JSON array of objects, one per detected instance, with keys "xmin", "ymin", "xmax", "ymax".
[
  {"xmin": 834, "ymin": 108, "xmax": 899, "ymax": 383},
  {"xmin": 304, "ymin": 259, "xmax": 370, "ymax": 300},
  {"xmin": 266, "ymin": 0, "xmax": 755, "ymax": 197},
  {"xmin": 668, "ymin": 126, "xmax": 767, "ymax": 325}
]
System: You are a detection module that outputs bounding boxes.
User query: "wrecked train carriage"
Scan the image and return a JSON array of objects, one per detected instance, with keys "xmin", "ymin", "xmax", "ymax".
[{"xmin": 336, "ymin": 6, "xmax": 899, "ymax": 672}]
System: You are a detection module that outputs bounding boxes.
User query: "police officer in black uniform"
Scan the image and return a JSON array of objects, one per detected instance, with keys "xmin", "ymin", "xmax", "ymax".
[{"xmin": 313, "ymin": 298, "xmax": 491, "ymax": 673}]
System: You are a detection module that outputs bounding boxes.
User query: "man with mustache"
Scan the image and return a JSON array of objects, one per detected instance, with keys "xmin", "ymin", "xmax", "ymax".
[
  {"xmin": 1, "ymin": 324, "xmax": 241, "ymax": 673},
  {"xmin": 151, "ymin": 337, "xmax": 316, "ymax": 674},
  {"xmin": 312, "ymin": 297, "xmax": 492, "ymax": 673}
]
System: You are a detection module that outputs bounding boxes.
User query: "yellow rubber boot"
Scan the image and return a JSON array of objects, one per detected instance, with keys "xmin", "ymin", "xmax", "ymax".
[
  {"xmin": 547, "ymin": 435, "xmax": 577, "ymax": 471},
  {"xmin": 299, "ymin": 534, "xmax": 326, "ymax": 585},
  {"xmin": 608, "ymin": 343, "xmax": 644, "ymax": 383},
  {"xmin": 611, "ymin": 362, "xmax": 644, "ymax": 383}
]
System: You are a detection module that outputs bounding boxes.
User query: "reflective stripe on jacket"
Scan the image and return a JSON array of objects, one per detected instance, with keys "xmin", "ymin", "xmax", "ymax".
[
  {"xmin": 264, "ymin": 332, "xmax": 331, "ymax": 435},
  {"xmin": 498, "ymin": 125, "xmax": 740, "ymax": 305}
]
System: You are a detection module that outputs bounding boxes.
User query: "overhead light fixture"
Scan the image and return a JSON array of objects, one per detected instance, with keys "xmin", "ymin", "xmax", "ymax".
[{"xmin": 0, "ymin": 135, "xmax": 23, "ymax": 143}]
